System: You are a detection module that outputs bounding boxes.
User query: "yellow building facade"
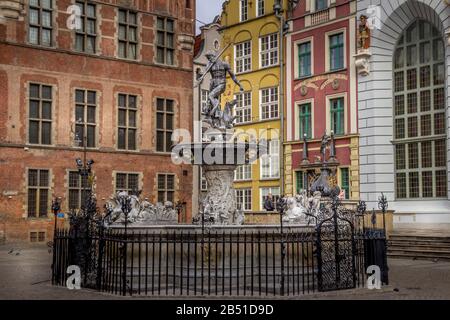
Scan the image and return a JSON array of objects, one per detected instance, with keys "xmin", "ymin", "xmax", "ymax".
[{"xmin": 220, "ymin": 0, "xmax": 289, "ymax": 213}]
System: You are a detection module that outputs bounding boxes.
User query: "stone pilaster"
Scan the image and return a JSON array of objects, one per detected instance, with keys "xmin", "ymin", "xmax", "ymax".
[{"xmin": 350, "ymin": 137, "xmax": 360, "ymax": 200}]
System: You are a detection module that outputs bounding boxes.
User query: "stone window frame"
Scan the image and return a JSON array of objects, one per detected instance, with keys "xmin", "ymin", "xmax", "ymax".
[
  {"xmin": 117, "ymin": 8, "xmax": 140, "ymax": 60},
  {"xmin": 116, "ymin": 93, "xmax": 139, "ymax": 151},
  {"xmin": 113, "ymin": 171, "xmax": 142, "ymax": 195},
  {"xmin": 325, "ymin": 92, "xmax": 347, "ymax": 136},
  {"xmin": 26, "ymin": 168, "xmax": 51, "ymax": 219},
  {"xmin": 27, "ymin": 0, "xmax": 56, "ymax": 47},
  {"xmin": 29, "ymin": 230, "xmax": 47, "ymax": 243},
  {"xmin": 236, "ymin": 188, "xmax": 252, "ymax": 212},
  {"xmin": 155, "ymin": 16, "xmax": 176, "ymax": 66},
  {"xmin": 325, "ymin": 28, "xmax": 346, "ymax": 72},
  {"xmin": 156, "ymin": 173, "xmax": 176, "ymax": 203},
  {"xmin": 67, "ymin": 170, "xmax": 90, "ymax": 210},
  {"xmin": 393, "ymin": 19, "xmax": 448, "ymax": 200},
  {"xmin": 74, "ymin": 88, "xmax": 99, "ymax": 149},
  {"xmin": 28, "ymin": 82, "xmax": 54, "ymax": 146},
  {"xmin": 155, "ymin": 98, "xmax": 175, "ymax": 153},
  {"xmin": 72, "ymin": 0, "xmax": 99, "ymax": 54}
]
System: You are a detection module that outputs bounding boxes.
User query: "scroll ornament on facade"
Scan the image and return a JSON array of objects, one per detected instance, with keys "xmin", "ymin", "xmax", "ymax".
[
  {"xmin": 354, "ymin": 15, "xmax": 372, "ymax": 76},
  {"xmin": 0, "ymin": 0, "xmax": 24, "ymax": 22}
]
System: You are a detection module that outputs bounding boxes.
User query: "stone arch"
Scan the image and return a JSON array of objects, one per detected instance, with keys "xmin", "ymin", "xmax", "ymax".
[
  {"xmin": 233, "ymin": 30, "xmax": 252, "ymax": 44},
  {"xmin": 357, "ymin": 0, "xmax": 450, "ymax": 212},
  {"xmin": 258, "ymin": 22, "xmax": 279, "ymax": 37}
]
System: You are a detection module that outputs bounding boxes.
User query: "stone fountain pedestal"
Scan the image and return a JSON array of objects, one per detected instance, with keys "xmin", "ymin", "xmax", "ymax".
[{"xmin": 202, "ymin": 164, "xmax": 239, "ymax": 224}]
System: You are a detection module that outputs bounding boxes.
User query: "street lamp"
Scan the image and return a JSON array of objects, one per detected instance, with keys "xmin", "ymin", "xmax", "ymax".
[{"xmin": 52, "ymin": 197, "xmax": 62, "ymax": 235}]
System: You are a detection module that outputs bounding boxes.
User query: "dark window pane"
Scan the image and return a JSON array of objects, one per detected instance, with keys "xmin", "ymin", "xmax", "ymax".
[
  {"xmin": 156, "ymin": 131, "xmax": 164, "ymax": 151},
  {"xmin": 29, "ymin": 121, "xmax": 39, "ymax": 144},
  {"xmin": 157, "ymin": 113, "xmax": 164, "ymax": 129},
  {"xmin": 409, "ymin": 172, "xmax": 419, "ymax": 198},
  {"xmin": 421, "ymin": 141, "xmax": 432, "ymax": 168},
  {"xmin": 435, "ymin": 140, "xmax": 446, "ymax": 167},
  {"xmin": 166, "ymin": 114, "xmax": 173, "ymax": 130},
  {"xmin": 42, "ymin": 86, "xmax": 52, "ymax": 99},
  {"xmin": 29, "ymin": 100, "xmax": 39, "ymax": 118},
  {"xmin": 128, "ymin": 96, "xmax": 137, "ymax": 109},
  {"xmin": 118, "ymin": 128, "xmax": 126, "ymax": 149},
  {"xmin": 128, "ymin": 111, "xmax": 136, "ymax": 127},
  {"xmin": 422, "ymin": 171, "xmax": 433, "ymax": 198},
  {"xmin": 116, "ymin": 173, "xmax": 127, "ymax": 189},
  {"xmin": 166, "ymin": 132, "xmax": 172, "ymax": 151},
  {"xmin": 396, "ymin": 173, "xmax": 407, "ymax": 199},
  {"xmin": 39, "ymin": 170, "xmax": 49, "ymax": 186},
  {"xmin": 166, "ymin": 100, "xmax": 174, "ymax": 112},
  {"xmin": 118, "ymin": 109, "xmax": 126, "ymax": 126},
  {"xmin": 157, "ymin": 99, "xmax": 165, "ymax": 111},
  {"xmin": 118, "ymin": 94, "xmax": 126, "ymax": 107},
  {"xmin": 87, "ymin": 125, "xmax": 95, "ymax": 147},
  {"xmin": 436, "ymin": 170, "xmax": 447, "ymax": 197},
  {"xmin": 75, "ymin": 90, "xmax": 84, "ymax": 103},
  {"xmin": 434, "ymin": 113, "xmax": 445, "ymax": 135},
  {"xmin": 41, "ymin": 122, "xmax": 51, "ymax": 144},
  {"xmin": 76, "ymin": 105, "xmax": 84, "ymax": 122},
  {"xmin": 128, "ymin": 129, "xmax": 136, "ymax": 150},
  {"xmin": 28, "ymin": 189, "xmax": 37, "ymax": 217},
  {"xmin": 30, "ymin": 84, "xmax": 40, "ymax": 98},
  {"xmin": 41, "ymin": 101, "xmax": 51, "ymax": 119},
  {"xmin": 28, "ymin": 170, "xmax": 38, "ymax": 186},
  {"xmin": 408, "ymin": 143, "xmax": 418, "ymax": 169},
  {"xmin": 87, "ymin": 91, "xmax": 96, "ymax": 104},
  {"xmin": 87, "ymin": 106, "xmax": 96, "ymax": 123}
]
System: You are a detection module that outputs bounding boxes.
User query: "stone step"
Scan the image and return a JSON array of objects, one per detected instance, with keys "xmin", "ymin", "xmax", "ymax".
[
  {"xmin": 389, "ymin": 235, "xmax": 450, "ymax": 242},
  {"xmin": 389, "ymin": 245, "xmax": 450, "ymax": 252},
  {"xmin": 388, "ymin": 248, "xmax": 450, "ymax": 258},
  {"xmin": 388, "ymin": 253, "xmax": 450, "ymax": 262},
  {"xmin": 388, "ymin": 241, "xmax": 450, "ymax": 249}
]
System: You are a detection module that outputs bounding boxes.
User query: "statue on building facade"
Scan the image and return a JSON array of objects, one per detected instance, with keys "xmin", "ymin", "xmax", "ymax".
[{"xmin": 358, "ymin": 15, "xmax": 371, "ymax": 50}]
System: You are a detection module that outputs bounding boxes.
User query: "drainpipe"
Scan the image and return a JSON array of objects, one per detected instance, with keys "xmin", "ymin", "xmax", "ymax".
[{"xmin": 274, "ymin": 1, "xmax": 287, "ymax": 196}]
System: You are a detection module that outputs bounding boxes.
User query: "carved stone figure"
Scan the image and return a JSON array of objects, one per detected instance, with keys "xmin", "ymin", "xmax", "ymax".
[
  {"xmin": 104, "ymin": 192, "xmax": 178, "ymax": 225},
  {"xmin": 358, "ymin": 15, "xmax": 371, "ymax": 50},
  {"xmin": 320, "ymin": 133, "xmax": 331, "ymax": 162},
  {"xmin": 280, "ymin": 191, "xmax": 322, "ymax": 224},
  {"xmin": 195, "ymin": 165, "xmax": 243, "ymax": 225},
  {"xmin": 282, "ymin": 197, "xmax": 307, "ymax": 223},
  {"xmin": 201, "ymin": 50, "xmax": 244, "ymax": 128}
]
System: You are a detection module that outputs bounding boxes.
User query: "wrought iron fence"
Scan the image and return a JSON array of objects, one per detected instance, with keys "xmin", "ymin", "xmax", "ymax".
[{"xmin": 52, "ymin": 195, "xmax": 389, "ymax": 297}]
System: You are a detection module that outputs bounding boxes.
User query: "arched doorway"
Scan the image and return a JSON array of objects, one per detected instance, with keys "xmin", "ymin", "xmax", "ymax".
[{"xmin": 393, "ymin": 20, "xmax": 447, "ymax": 200}]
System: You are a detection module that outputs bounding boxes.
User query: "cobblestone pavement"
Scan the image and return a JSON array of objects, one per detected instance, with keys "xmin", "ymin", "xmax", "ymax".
[{"xmin": 1, "ymin": 245, "xmax": 449, "ymax": 300}]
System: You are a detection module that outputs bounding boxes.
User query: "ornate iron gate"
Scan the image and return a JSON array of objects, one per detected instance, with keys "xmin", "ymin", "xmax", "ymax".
[{"xmin": 315, "ymin": 199, "xmax": 357, "ymax": 292}]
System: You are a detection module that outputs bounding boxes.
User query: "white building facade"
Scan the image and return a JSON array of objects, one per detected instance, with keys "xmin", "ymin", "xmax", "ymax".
[{"xmin": 357, "ymin": 0, "xmax": 450, "ymax": 225}]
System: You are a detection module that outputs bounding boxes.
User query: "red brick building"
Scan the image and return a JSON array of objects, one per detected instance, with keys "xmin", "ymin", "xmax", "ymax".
[
  {"xmin": 284, "ymin": 0, "xmax": 359, "ymax": 200},
  {"xmin": 0, "ymin": 0, "xmax": 195, "ymax": 243}
]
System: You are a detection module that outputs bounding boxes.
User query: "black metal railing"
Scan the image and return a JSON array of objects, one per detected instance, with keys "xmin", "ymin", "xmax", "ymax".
[{"xmin": 52, "ymin": 195, "xmax": 389, "ymax": 297}]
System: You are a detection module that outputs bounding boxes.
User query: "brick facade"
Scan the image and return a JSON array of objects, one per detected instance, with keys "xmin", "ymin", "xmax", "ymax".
[{"xmin": 0, "ymin": 0, "xmax": 195, "ymax": 242}]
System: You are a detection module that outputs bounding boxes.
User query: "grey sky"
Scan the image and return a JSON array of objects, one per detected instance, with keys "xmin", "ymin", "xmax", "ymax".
[{"xmin": 196, "ymin": 0, "xmax": 224, "ymax": 35}]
